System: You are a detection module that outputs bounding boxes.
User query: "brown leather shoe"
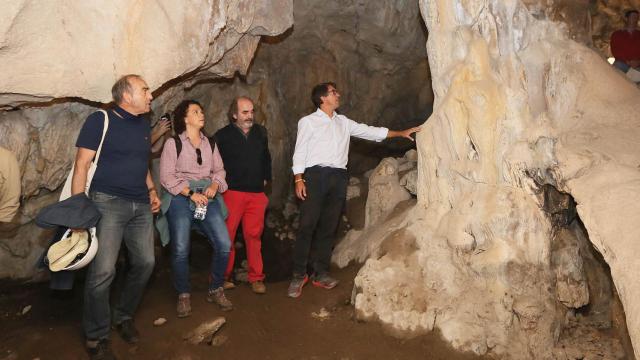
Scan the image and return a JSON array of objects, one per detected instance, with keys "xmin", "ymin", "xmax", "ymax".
[
  {"xmin": 223, "ymin": 281, "xmax": 236, "ymax": 290},
  {"xmin": 251, "ymin": 281, "xmax": 266, "ymax": 294},
  {"xmin": 176, "ymin": 293, "xmax": 191, "ymax": 318},
  {"xmin": 206, "ymin": 287, "xmax": 233, "ymax": 311}
]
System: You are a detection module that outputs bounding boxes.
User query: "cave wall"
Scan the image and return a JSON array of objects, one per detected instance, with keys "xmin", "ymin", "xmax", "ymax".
[
  {"xmin": 0, "ymin": 0, "xmax": 292, "ymax": 108},
  {"xmin": 0, "ymin": 0, "xmax": 432, "ymax": 279},
  {"xmin": 334, "ymin": 0, "xmax": 640, "ymax": 358},
  {"xmin": 256, "ymin": 0, "xmax": 432, "ymax": 188},
  {"xmin": 0, "ymin": 0, "xmax": 295, "ymax": 278},
  {"xmin": 139, "ymin": 0, "xmax": 432, "ymax": 212}
]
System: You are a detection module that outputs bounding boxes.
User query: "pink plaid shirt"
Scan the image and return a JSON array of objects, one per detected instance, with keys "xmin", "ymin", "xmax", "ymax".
[{"xmin": 160, "ymin": 132, "xmax": 228, "ymax": 195}]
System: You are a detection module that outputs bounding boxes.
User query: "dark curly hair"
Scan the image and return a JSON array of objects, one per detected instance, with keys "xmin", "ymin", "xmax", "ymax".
[{"xmin": 172, "ymin": 100, "xmax": 204, "ymax": 135}]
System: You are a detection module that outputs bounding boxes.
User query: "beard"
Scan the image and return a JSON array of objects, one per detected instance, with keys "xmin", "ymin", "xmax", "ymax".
[{"xmin": 238, "ymin": 119, "xmax": 254, "ymax": 130}]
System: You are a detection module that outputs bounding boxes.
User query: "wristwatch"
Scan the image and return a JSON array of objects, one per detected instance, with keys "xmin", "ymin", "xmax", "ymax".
[{"xmin": 187, "ymin": 190, "xmax": 194, "ymax": 197}]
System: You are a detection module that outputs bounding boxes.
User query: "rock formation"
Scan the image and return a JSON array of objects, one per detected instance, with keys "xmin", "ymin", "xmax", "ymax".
[
  {"xmin": 5, "ymin": 0, "xmax": 635, "ymax": 357},
  {"xmin": 0, "ymin": 0, "xmax": 431, "ymax": 280},
  {"xmin": 364, "ymin": 157, "xmax": 411, "ymax": 227},
  {"xmin": 0, "ymin": 0, "xmax": 293, "ymax": 108},
  {"xmin": 335, "ymin": 0, "xmax": 640, "ymax": 358},
  {"xmin": 0, "ymin": 0, "xmax": 295, "ymax": 278}
]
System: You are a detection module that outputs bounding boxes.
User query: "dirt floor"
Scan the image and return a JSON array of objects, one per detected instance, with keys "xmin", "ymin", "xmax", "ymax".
[
  {"xmin": 0, "ymin": 256, "xmax": 485, "ymax": 360},
  {"xmin": 0, "ymin": 178, "xmax": 484, "ymax": 360},
  {"xmin": 2, "ymin": 178, "xmax": 630, "ymax": 360}
]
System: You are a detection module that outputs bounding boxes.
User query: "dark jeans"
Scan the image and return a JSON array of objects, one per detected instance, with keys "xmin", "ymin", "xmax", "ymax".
[
  {"xmin": 613, "ymin": 59, "xmax": 631, "ymax": 72},
  {"xmin": 166, "ymin": 195, "xmax": 230, "ymax": 293},
  {"xmin": 84, "ymin": 192, "xmax": 155, "ymax": 341},
  {"xmin": 292, "ymin": 166, "xmax": 348, "ymax": 277}
]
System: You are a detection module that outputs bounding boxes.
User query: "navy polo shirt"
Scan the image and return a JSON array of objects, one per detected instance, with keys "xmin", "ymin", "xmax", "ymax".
[{"xmin": 75, "ymin": 106, "xmax": 151, "ymax": 203}]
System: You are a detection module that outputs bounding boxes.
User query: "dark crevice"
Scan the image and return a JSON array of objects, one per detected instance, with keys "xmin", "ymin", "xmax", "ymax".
[{"xmin": 541, "ymin": 184, "xmax": 634, "ymax": 359}]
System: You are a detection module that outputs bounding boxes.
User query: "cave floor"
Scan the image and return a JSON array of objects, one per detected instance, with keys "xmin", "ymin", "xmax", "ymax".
[{"xmin": 0, "ymin": 259, "xmax": 483, "ymax": 360}]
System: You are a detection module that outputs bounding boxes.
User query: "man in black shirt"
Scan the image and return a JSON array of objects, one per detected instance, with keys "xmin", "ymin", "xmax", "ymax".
[{"xmin": 215, "ymin": 96, "xmax": 271, "ymax": 294}]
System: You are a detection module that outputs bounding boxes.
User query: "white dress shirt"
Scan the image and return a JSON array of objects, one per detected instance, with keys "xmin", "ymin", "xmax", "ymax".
[{"xmin": 292, "ymin": 109, "xmax": 389, "ymax": 174}]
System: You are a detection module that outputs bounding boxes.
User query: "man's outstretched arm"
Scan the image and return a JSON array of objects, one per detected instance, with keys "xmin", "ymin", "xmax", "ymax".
[{"xmin": 387, "ymin": 126, "xmax": 421, "ymax": 142}]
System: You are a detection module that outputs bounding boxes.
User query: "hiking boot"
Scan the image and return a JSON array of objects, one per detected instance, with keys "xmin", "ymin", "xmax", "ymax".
[
  {"xmin": 311, "ymin": 273, "xmax": 339, "ymax": 289},
  {"xmin": 223, "ymin": 281, "xmax": 236, "ymax": 290},
  {"xmin": 287, "ymin": 274, "xmax": 309, "ymax": 298},
  {"xmin": 86, "ymin": 339, "xmax": 116, "ymax": 360},
  {"xmin": 206, "ymin": 287, "xmax": 233, "ymax": 311},
  {"xmin": 114, "ymin": 319, "xmax": 139, "ymax": 344},
  {"xmin": 176, "ymin": 293, "xmax": 191, "ymax": 318},
  {"xmin": 251, "ymin": 280, "xmax": 266, "ymax": 294}
]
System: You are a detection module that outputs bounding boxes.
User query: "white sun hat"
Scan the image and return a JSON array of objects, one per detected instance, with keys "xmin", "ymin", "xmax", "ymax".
[{"xmin": 46, "ymin": 227, "xmax": 98, "ymax": 272}]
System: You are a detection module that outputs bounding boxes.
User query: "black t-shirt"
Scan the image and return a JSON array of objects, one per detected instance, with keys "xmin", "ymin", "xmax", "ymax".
[
  {"xmin": 75, "ymin": 106, "xmax": 150, "ymax": 203},
  {"xmin": 215, "ymin": 124, "xmax": 272, "ymax": 193}
]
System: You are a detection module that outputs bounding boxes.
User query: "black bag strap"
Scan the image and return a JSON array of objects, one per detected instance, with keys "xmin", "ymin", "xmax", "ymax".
[
  {"xmin": 173, "ymin": 134, "xmax": 216, "ymax": 159},
  {"xmin": 173, "ymin": 135, "xmax": 182, "ymax": 158}
]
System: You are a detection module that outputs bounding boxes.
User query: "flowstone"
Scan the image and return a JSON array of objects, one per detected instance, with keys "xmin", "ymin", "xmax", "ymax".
[{"xmin": 335, "ymin": 0, "xmax": 640, "ymax": 358}]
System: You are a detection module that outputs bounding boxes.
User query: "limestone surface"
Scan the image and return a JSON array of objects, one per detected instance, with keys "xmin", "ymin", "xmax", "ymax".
[
  {"xmin": 0, "ymin": 0, "xmax": 293, "ymax": 107},
  {"xmin": 335, "ymin": 0, "xmax": 640, "ymax": 358},
  {"xmin": 365, "ymin": 157, "xmax": 411, "ymax": 227},
  {"xmin": 0, "ymin": 0, "xmax": 431, "ymax": 280},
  {"xmin": 0, "ymin": 1, "xmax": 294, "ymax": 278}
]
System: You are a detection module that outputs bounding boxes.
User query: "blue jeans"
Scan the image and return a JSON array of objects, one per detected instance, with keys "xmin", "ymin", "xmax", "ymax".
[
  {"xmin": 613, "ymin": 59, "xmax": 631, "ymax": 72},
  {"xmin": 84, "ymin": 192, "xmax": 155, "ymax": 341},
  {"xmin": 166, "ymin": 195, "xmax": 230, "ymax": 293}
]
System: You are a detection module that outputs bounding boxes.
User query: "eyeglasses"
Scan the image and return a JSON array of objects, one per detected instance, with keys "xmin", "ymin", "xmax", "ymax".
[
  {"xmin": 328, "ymin": 89, "xmax": 339, "ymax": 95},
  {"xmin": 195, "ymin": 148, "xmax": 202, "ymax": 165}
]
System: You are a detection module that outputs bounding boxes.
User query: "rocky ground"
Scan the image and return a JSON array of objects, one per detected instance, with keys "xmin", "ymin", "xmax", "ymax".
[
  {"xmin": 0, "ymin": 187, "xmax": 482, "ymax": 360},
  {"xmin": 0, "ymin": 255, "xmax": 483, "ymax": 360}
]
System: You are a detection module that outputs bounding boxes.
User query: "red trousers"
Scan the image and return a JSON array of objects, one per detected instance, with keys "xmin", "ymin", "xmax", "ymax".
[{"xmin": 223, "ymin": 190, "xmax": 268, "ymax": 282}]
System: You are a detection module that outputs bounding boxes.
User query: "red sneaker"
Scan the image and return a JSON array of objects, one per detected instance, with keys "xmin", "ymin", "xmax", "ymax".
[{"xmin": 311, "ymin": 274, "xmax": 339, "ymax": 289}]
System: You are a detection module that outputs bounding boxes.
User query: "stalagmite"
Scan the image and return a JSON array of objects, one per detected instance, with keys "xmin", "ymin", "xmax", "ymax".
[{"xmin": 335, "ymin": 0, "xmax": 640, "ymax": 358}]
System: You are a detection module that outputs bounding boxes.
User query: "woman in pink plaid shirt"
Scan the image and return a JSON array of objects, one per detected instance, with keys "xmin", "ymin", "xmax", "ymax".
[{"xmin": 160, "ymin": 100, "xmax": 233, "ymax": 317}]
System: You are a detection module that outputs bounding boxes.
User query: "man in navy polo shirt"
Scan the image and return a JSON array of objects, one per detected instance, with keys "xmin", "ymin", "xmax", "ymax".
[{"xmin": 72, "ymin": 74, "xmax": 160, "ymax": 359}]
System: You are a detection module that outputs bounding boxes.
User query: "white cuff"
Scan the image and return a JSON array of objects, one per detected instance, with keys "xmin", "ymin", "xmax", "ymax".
[
  {"xmin": 375, "ymin": 128, "xmax": 389, "ymax": 142},
  {"xmin": 292, "ymin": 165, "xmax": 306, "ymax": 175}
]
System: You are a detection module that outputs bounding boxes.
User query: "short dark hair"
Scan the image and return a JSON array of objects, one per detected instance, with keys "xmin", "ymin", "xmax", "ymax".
[
  {"xmin": 172, "ymin": 99, "xmax": 203, "ymax": 135},
  {"xmin": 111, "ymin": 74, "xmax": 141, "ymax": 104},
  {"xmin": 311, "ymin": 82, "xmax": 337, "ymax": 108},
  {"xmin": 227, "ymin": 96, "xmax": 254, "ymax": 123},
  {"xmin": 625, "ymin": 9, "xmax": 639, "ymax": 18}
]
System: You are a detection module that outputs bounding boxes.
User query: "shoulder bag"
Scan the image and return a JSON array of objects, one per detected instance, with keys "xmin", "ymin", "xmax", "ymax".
[{"xmin": 59, "ymin": 110, "xmax": 109, "ymax": 201}]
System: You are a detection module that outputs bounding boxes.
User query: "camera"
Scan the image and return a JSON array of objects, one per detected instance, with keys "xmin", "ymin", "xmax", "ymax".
[{"xmin": 160, "ymin": 113, "xmax": 172, "ymax": 129}]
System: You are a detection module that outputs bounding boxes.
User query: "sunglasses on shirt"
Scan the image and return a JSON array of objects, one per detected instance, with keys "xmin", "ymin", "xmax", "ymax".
[{"xmin": 196, "ymin": 148, "xmax": 202, "ymax": 165}]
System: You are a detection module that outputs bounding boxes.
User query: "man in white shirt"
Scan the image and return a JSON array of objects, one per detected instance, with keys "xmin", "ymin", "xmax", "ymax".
[{"xmin": 287, "ymin": 82, "xmax": 420, "ymax": 298}]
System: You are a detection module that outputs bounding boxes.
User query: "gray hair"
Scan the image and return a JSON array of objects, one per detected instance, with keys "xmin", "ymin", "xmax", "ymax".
[{"xmin": 111, "ymin": 74, "xmax": 141, "ymax": 104}]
